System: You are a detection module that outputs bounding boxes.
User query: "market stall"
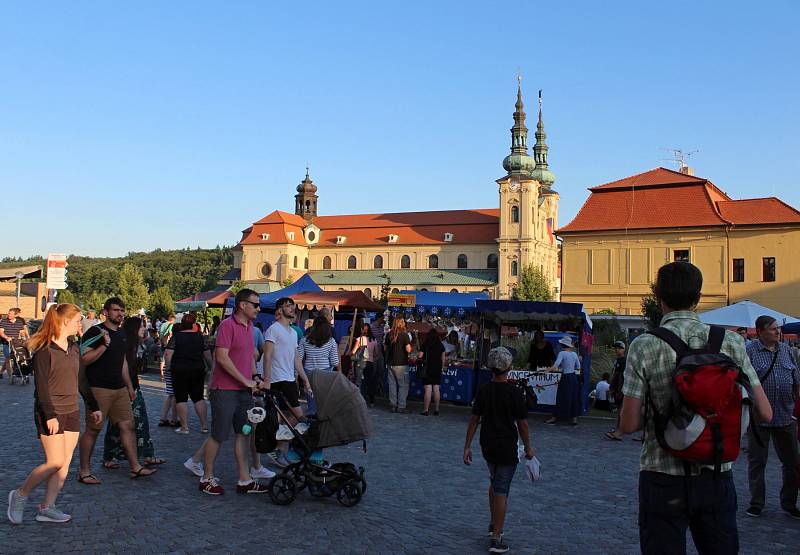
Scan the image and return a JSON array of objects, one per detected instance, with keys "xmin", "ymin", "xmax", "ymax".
[{"xmin": 175, "ymin": 287, "xmax": 232, "ymax": 312}]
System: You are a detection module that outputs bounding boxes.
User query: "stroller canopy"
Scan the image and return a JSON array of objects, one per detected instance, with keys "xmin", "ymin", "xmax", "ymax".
[{"xmin": 309, "ymin": 371, "xmax": 372, "ymax": 449}]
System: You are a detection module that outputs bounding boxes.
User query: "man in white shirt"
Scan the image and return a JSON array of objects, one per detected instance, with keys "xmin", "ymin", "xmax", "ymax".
[
  {"xmin": 594, "ymin": 372, "xmax": 611, "ymax": 412},
  {"xmin": 263, "ymin": 297, "xmax": 311, "ymax": 468}
]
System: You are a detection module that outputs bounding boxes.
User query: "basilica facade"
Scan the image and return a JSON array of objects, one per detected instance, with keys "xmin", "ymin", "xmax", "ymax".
[{"xmin": 229, "ymin": 86, "xmax": 560, "ymax": 300}]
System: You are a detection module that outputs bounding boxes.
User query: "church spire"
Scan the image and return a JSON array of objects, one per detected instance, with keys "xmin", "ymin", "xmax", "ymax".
[
  {"xmin": 530, "ymin": 90, "xmax": 556, "ymax": 188},
  {"xmin": 294, "ymin": 167, "xmax": 318, "ymax": 221},
  {"xmin": 502, "ymin": 75, "xmax": 535, "ymax": 176}
]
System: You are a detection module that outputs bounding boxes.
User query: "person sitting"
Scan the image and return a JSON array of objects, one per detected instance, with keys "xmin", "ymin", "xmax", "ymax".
[{"xmin": 593, "ymin": 372, "xmax": 611, "ymax": 412}]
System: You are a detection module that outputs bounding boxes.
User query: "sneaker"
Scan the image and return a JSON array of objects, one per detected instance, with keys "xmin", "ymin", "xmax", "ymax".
[
  {"xmin": 487, "ymin": 524, "xmax": 493, "ymax": 537},
  {"xmin": 275, "ymin": 424, "xmax": 294, "ymax": 441},
  {"xmin": 174, "ymin": 428, "xmax": 190, "ymax": 435},
  {"xmin": 295, "ymin": 422, "xmax": 310, "ymax": 435},
  {"xmin": 489, "ymin": 536, "xmax": 510, "ymax": 553},
  {"xmin": 236, "ymin": 480, "xmax": 269, "ymax": 494},
  {"xmin": 183, "ymin": 457, "xmax": 204, "ymax": 477},
  {"xmin": 745, "ymin": 506, "xmax": 762, "ymax": 517},
  {"xmin": 35, "ymin": 505, "xmax": 71, "ymax": 523},
  {"xmin": 199, "ymin": 477, "xmax": 224, "ymax": 495},
  {"xmin": 267, "ymin": 450, "xmax": 290, "ymax": 468},
  {"xmin": 784, "ymin": 507, "xmax": 800, "ymax": 520},
  {"xmin": 250, "ymin": 466, "xmax": 276, "ymax": 479},
  {"xmin": 7, "ymin": 489, "xmax": 26, "ymax": 524}
]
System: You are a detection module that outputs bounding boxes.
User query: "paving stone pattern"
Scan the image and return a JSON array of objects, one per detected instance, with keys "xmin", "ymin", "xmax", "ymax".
[{"xmin": 0, "ymin": 376, "xmax": 796, "ymax": 554}]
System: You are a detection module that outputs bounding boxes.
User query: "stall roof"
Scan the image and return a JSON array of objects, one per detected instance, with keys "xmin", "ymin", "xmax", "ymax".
[
  {"xmin": 0, "ymin": 265, "xmax": 42, "ymax": 281},
  {"xmin": 291, "ymin": 291, "xmax": 383, "ymax": 312},
  {"xmin": 257, "ymin": 274, "xmax": 322, "ymax": 309},
  {"xmin": 475, "ymin": 299, "xmax": 589, "ymax": 325},
  {"xmin": 395, "ymin": 289, "xmax": 488, "ymax": 316},
  {"xmin": 175, "ymin": 287, "xmax": 232, "ymax": 311}
]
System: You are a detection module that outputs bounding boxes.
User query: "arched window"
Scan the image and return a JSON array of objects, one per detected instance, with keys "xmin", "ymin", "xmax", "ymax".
[
  {"xmin": 487, "ymin": 254, "xmax": 498, "ymax": 269},
  {"xmin": 401, "ymin": 255, "xmax": 411, "ymax": 269},
  {"xmin": 511, "ymin": 205, "xmax": 520, "ymax": 223},
  {"xmin": 304, "ymin": 257, "xmax": 308, "ymax": 270},
  {"xmin": 363, "ymin": 288, "xmax": 372, "ymax": 299},
  {"xmin": 428, "ymin": 254, "xmax": 439, "ymax": 269},
  {"xmin": 482, "ymin": 288, "xmax": 491, "ymax": 298},
  {"xmin": 457, "ymin": 254, "xmax": 468, "ymax": 269},
  {"xmin": 373, "ymin": 255, "xmax": 383, "ymax": 269},
  {"xmin": 323, "ymin": 256, "xmax": 332, "ymax": 270},
  {"xmin": 450, "ymin": 288, "xmax": 459, "ymax": 293},
  {"xmin": 511, "ymin": 260, "xmax": 519, "ymax": 276},
  {"xmin": 420, "ymin": 288, "xmax": 428, "ymax": 292},
  {"xmin": 293, "ymin": 256, "xmax": 298, "ymax": 268},
  {"xmin": 391, "ymin": 288, "xmax": 400, "ymax": 294},
  {"xmin": 347, "ymin": 255, "xmax": 357, "ymax": 269}
]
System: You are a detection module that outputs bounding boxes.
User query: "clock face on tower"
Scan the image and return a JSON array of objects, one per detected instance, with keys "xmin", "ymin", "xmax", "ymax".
[{"xmin": 509, "ymin": 179, "xmax": 520, "ymax": 192}]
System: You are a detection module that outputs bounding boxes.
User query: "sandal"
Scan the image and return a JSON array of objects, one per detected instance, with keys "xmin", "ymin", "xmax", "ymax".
[
  {"xmin": 78, "ymin": 473, "xmax": 101, "ymax": 485},
  {"xmin": 130, "ymin": 467, "xmax": 157, "ymax": 479},
  {"xmin": 102, "ymin": 460, "xmax": 120, "ymax": 470},
  {"xmin": 200, "ymin": 427, "xmax": 209, "ymax": 434},
  {"xmin": 144, "ymin": 457, "xmax": 167, "ymax": 466},
  {"xmin": 605, "ymin": 431, "xmax": 623, "ymax": 441},
  {"xmin": 158, "ymin": 419, "xmax": 170, "ymax": 427},
  {"xmin": 544, "ymin": 418, "xmax": 557, "ymax": 425}
]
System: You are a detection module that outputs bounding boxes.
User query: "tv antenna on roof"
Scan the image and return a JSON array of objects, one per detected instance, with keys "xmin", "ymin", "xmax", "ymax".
[{"xmin": 659, "ymin": 148, "xmax": 699, "ymax": 173}]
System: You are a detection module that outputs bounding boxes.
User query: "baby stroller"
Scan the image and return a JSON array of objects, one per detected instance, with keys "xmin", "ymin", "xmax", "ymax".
[
  {"xmin": 258, "ymin": 371, "xmax": 372, "ymax": 507},
  {"xmin": 8, "ymin": 338, "xmax": 32, "ymax": 385}
]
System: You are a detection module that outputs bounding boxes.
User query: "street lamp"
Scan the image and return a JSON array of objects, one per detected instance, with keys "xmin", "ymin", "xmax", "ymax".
[{"xmin": 14, "ymin": 271, "xmax": 24, "ymax": 307}]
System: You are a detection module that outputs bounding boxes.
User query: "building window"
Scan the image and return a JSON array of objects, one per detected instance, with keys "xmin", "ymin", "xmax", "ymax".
[
  {"xmin": 457, "ymin": 254, "xmax": 468, "ymax": 269},
  {"xmin": 732, "ymin": 258, "xmax": 744, "ymax": 282},
  {"xmin": 450, "ymin": 288, "xmax": 459, "ymax": 293},
  {"xmin": 260, "ymin": 262, "xmax": 273, "ymax": 278},
  {"xmin": 487, "ymin": 254, "xmax": 498, "ymax": 269},
  {"xmin": 511, "ymin": 261, "xmax": 518, "ymax": 276},
  {"xmin": 363, "ymin": 288, "xmax": 372, "ymax": 299},
  {"xmin": 420, "ymin": 288, "xmax": 428, "ymax": 292},
  {"xmin": 293, "ymin": 256, "xmax": 298, "ymax": 268},
  {"xmin": 510, "ymin": 205, "xmax": 520, "ymax": 223},
  {"xmin": 400, "ymin": 255, "xmax": 411, "ymax": 269},
  {"xmin": 391, "ymin": 288, "xmax": 399, "ymax": 294},
  {"xmin": 673, "ymin": 249, "xmax": 690, "ymax": 262},
  {"xmin": 373, "ymin": 255, "xmax": 383, "ymax": 269},
  {"xmin": 322, "ymin": 256, "xmax": 332, "ymax": 270},
  {"xmin": 762, "ymin": 257, "xmax": 776, "ymax": 282},
  {"xmin": 304, "ymin": 257, "xmax": 309, "ymax": 270},
  {"xmin": 347, "ymin": 255, "xmax": 357, "ymax": 269},
  {"xmin": 428, "ymin": 254, "xmax": 439, "ymax": 269}
]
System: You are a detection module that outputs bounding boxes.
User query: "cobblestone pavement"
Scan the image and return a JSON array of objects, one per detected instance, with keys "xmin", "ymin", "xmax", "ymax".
[{"xmin": 0, "ymin": 376, "xmax": 796, "ymax": 554}]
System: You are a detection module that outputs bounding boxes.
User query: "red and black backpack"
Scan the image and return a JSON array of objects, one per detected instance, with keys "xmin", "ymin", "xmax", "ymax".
[{"xmin": 646, "ymin": 326, "xmax": 753, "ymax": 473}]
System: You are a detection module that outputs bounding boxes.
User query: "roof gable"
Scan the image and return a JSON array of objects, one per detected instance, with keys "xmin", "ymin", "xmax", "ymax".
[
  {"xmin": 717, "ymin": 198, "xmax": 800, "ymax": 225},
  {"xmin": 253, "ymin": 210, "xmax": 307, "ymax": 226}
]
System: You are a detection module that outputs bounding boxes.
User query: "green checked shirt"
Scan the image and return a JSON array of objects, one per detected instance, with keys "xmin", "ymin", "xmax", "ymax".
[{"xmin": 622, "ymin": 311, "xmax": 760, "ymax": 476}]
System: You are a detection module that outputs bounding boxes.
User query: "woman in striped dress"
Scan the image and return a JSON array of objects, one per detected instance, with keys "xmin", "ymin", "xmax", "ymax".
[{"xmin": 297, "ymin": 316, "xmax": 340, "ymax": 417}]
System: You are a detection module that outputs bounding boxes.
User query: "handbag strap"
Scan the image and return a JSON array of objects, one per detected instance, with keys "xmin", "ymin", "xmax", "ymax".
[{"xmin": 759, "ymin": 349, "xmax": 780, "ymax": 384}]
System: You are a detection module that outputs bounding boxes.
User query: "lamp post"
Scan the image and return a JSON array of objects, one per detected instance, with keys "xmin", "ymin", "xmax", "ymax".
[{"xmin": 14, "ymin": 271, "xmax": 24, "ymax": 307}]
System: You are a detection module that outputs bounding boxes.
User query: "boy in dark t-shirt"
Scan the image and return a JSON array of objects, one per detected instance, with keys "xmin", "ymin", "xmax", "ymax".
[{"xmin": 464, "ymin": 347, "xmax": 534, "ymax": 554}]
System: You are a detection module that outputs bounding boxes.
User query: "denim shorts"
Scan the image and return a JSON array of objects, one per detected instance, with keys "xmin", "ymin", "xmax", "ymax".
[{"xmin": 487, "ymin": 462, "xmax": 517, "ymax": 496}]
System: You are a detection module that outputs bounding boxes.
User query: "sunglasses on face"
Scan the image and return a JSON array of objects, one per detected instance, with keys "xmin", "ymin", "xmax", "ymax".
[{"xmin": 244, "ymin": 301, "xmax": 260, "ymax": 310}]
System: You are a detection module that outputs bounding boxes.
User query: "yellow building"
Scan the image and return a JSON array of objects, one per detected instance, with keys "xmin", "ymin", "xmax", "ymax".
[
  {"xmin": 558, "ymin": 167, "xmax": 800, "ymax": 315},
  {"xmin": 230, "ymin": 86, "xmax": 560, "ymax": 299}
]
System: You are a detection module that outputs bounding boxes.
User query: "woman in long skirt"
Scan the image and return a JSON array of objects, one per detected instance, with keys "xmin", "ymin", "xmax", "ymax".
[{"xmin": 544, "ymin": 336, "xmax": 582, "ymax": 426}]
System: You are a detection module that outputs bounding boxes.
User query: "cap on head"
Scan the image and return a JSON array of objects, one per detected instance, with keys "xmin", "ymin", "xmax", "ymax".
[
  {"xmin": 487, "ymin": 347, "xmax": 513, "ymax": 373},
  {"xmin": 613, "ymin": 340, "xmax": 626, "ymax": 349}
]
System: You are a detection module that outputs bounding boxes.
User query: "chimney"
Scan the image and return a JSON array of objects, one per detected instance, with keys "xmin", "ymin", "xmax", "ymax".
[{"xmin": 679, "ymin": 164, "xmax": 694, "ymax": 176}]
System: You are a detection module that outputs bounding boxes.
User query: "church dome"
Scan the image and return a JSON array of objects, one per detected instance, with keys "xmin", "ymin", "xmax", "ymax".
[
  {"xmin": 296, "ymin": 173, "xmax": 317, "ymax": 194},
  {"xmin": 530, "ymin": 166, "xmax": 556, "ymax": 187},
  {"xmin": 502, "ymin": 153, "xmax": 536, "ymax": 175}
]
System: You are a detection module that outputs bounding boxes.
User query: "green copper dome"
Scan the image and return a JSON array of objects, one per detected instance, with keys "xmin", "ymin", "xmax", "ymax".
[
  {"xmin": 530, "ymin": 166, "xmax": 555, "ymax": 187},
  {"xmin": 503, "ymin": 153, "xmax": 536, "ymax": 175}
]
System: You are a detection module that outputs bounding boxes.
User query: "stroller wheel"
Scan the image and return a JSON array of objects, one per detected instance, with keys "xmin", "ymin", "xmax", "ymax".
[
  {"xmin": 268, "ymin": 475, "xmax": 297, "ymax": 506},
  {"xmin": 336, "ymin": 480, "xmax": 363, "ymax": 507},
  {"xmin": 286, "ymin": 466, "xmax": 307, "ymax": 492},
  {"xmin": 359, "ymin": 467, "xmax": 367, "ymax": 495}
]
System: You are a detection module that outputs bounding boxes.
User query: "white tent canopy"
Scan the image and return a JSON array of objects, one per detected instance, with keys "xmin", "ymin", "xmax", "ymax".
[{"xmin": 698, "ymin": 300, "xmax": 800, "ymax": 328}]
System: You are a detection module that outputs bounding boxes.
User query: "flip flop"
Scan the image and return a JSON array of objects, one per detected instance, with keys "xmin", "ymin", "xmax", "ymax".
[
  {"xmin": 103, "ymin": 460, "xmax": 120, "ymax": 469},
  {"xmin": 605, "ymin": 432, "xmax": 623, "ymax": 441},
  {"xmin": 78, "ymin": 473, "xmax": 101, "ymax": 485},
  {"xmin": 158, "ymin": 419, "xmax": 170, "ymax": 427},
  {"xmin": 144, "ymin": 458, "xmax": 167, "ymax": 466},
  {"xmin": 130, "ymin": 467, "xmax": 157, "ymax": 479}
]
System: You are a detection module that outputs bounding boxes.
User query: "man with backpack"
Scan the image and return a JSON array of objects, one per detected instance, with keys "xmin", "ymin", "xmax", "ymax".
[
  {"xmin": 620, "ymin": 262, "xmax": 773, "ymax": 554},
  {"xmin": 745, "ymin": 315, "xmax": 800, "ymax": 519}
]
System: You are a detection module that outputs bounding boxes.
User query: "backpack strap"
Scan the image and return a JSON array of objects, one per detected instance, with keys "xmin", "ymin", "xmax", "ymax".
[
  {"xmin": 707, "ymin": 326, "xmax": 725, "ymax": 354},
  {"xmin": 647, "ymin": 327, "xmax": 689, "ymax": 358}
]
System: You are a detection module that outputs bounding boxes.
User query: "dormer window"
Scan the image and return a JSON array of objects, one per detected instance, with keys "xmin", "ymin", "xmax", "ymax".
[
  {"xmin": 287, "ymin": 231, "xmax": 295, "ymax": 241},
  {"xmin": 261, "ymin": 233, "xmax": 270, "ymax": 241},
  {"xmin": 444, "ymin": 232, "xmax": 454, "ymax": 242},
  {"xmin": 336, "ymin": 235, "xmax": 347, "ymax": 245},
  {"xmin": 388, "ymin": 234, "xmax": 399, "ymax": 243}
]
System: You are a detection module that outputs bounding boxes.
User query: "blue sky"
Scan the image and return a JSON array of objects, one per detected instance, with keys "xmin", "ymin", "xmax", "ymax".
[{"xmin": 2, "ymin": 1, "xmax": 798, "ymax": 258}]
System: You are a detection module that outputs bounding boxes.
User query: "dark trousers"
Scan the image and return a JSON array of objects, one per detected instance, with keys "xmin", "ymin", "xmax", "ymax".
[
  {"xmin": 639, "ymin": 470, "xmax": 738, "ymax": 555},
  {"xmin": 747, "ymin": 422, "xmax": 799, "ymax": 511},
  {"xmin": 361, "ymin": 362, "xmax": 377, "ymax": 404}
]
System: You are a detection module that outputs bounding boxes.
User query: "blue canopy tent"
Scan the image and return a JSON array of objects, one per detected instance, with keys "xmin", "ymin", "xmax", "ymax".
[
  {"xmin": 473, "ymin": 299, "xmax": 593, "ymax": 414},
  {"xmin": 225, "ymin": 274, "xmax": 323, "ymax": 329},
  {"xmin": 392, "ymin": 290, "xmax": 489, "ymax": 318},
  {"xmin": 783, "ymin": 322, "xmax": 800, "ymax": 334}
]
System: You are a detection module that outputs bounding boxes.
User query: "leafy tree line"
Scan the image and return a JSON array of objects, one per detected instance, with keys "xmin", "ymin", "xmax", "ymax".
[{"xmin": 1, "ymin": 247, "xmax": 233, "ymax": 318}]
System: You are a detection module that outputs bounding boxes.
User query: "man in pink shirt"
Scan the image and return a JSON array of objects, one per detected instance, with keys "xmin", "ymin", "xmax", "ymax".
[{"xmin": 197, "ymin": 289, "xmax": 268, "ymax": 495}]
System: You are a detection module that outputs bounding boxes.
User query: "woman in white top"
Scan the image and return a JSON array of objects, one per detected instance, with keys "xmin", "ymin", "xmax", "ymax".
[{"xmin": 544, "ymin": 336, "xmax": 582, "ymax": 426}]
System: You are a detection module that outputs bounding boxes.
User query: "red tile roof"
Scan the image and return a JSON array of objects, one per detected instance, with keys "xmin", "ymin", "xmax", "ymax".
[
  {"xmin": 590, "ymin": 167, "xmax": 709, "ymax": 190},
  {"xmin": 717, "ymin": 198, "xmax": 800, "ymax": 225},
  {"xmin": 239, "ymin": 211, "xmax": 307, "ymax": 246}
]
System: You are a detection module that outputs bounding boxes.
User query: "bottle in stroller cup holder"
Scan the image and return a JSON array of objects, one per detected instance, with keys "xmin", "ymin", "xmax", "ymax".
[{"xmin": 7, "ymin": 339, "xmax": 32, "ymax": 385}]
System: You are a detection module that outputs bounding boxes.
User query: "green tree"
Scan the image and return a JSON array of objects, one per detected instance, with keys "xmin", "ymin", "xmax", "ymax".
[
  {"xmin": 229, "ymin": 280, "xmax": 245, "ymax": 295},
  {"xmin": 511, "ymin": 264, "xmax": 553, "ymax": 301},
  {"xmin": 281, "ymin": 276, "xmax": 295, "ymax": 288},
  {"xmin": 641, "ymin": 283, "xmax": 663, "ymax": 329},
  {"xmin": 149, "ymin": 286, "xmax": 174, "ymax": 320},
  {"xmin": 84, "ymin": 291, "xmax": 109, "ymax": 312},
  {"xmin": 118, "ymin": 264, "xmax": 150, "ymax": 314},
  {"xmin": 56, "ymin": 289, "xmax": 77, "ymax": 305}
]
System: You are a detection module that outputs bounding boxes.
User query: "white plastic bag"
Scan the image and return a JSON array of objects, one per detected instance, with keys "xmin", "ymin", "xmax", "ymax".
[{"xmin": 525, "ymin": 456, "xmax": 541, "ymax": 482}]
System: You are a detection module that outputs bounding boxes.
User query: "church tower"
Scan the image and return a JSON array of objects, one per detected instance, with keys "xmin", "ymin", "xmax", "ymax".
[
  {"xmin": 294, "ymin": 169, "xmax": 318, "ymax": 222},
  {"xmin": 496, "ymin": 82, "xmax": 559, "ymax": 299}
]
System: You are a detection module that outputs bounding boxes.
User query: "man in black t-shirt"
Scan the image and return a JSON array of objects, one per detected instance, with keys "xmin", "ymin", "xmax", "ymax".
[
  {"xmin": 605, "ymin": 341, "xmax": 628, "ymax": 441},
  {"xmin": 464, "ymin": 347, "xmax": 534, "ymax": 554},
  {"xmin": 77, "ymin": 297, "xmax": 156, "ymax": 484}
]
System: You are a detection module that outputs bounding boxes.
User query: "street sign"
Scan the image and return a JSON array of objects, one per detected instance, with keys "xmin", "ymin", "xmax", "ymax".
[
  {"xmin": 46, "ymin": 253, "xmax": 68, "ymax": 289},
  {"xmin": 387, "ymin": 293, "xmax": 416, "ymax": 307}
]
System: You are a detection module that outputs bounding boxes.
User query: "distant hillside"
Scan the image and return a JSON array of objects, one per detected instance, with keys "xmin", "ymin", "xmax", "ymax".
[{"xmin": 0, "ymin": 247, "xmax": 234, "ymax": 304}]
